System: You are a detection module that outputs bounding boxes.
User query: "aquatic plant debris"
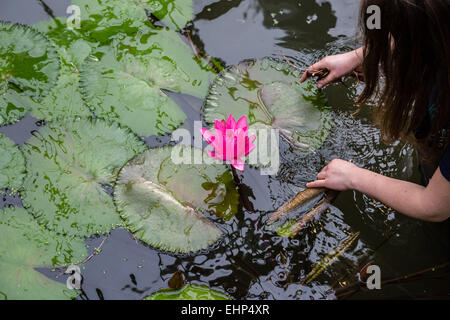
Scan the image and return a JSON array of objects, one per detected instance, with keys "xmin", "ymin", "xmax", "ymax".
[
  {"xmin": 268, "ymin": 187, "xmax": 326, "ymax": 223},
  {"xmin": 144, "ymin": 284, "xmax": 230, "ymax": 300},
  {"xmin": 200, "ymin": 114, "xmax": 256, "ymax": 171},
  {"xmin": 0, "ymin": 22, "xmax": 60, "ymax": 125},
  {"xmin": 0, "ymin": 133, "xmax": 25, "ymax": 190},
  {"xmin": 203, "ymin": 58, "xmax": 332, "ymax": 157},
  {"xmin": 290, "ymin": 190, "xmax": 339, "ymax": 237},
  {"xmin": 81, "ymin": 27, "xmax": 213, "ymax": 137},
  {"xmin": 114, "ymin": 145, "xmax": 239, "ymax": 253},
  {"xmin": 21, "ymin": 118, "xmax": 147, "ymax": 237},
  {"xmin": 0, "ymin": 207, "xmax": 87, "ymax": 300},
  {"xmin": 303, "ymin": 232, "xmax": 360, "ymax": 285}
]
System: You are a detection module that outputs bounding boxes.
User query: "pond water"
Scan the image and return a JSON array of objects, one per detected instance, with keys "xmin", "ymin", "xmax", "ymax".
[{"xmin": 1, "ymin": 0, "xmax": 449, "ymax": 300}]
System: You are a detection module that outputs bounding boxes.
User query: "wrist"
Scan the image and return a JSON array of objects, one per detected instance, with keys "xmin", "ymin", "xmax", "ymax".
[
  {"xmin": 351, "ymin": 47, "xmax": 364, "ymax": 69},
  {"xmin": 348, "ymin": 165, "xmax": 366, "ymax": 191}
]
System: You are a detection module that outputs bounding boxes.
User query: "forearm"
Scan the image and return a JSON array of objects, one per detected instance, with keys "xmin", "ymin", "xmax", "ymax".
[{"xmin": 351, "ymin": 168, "xmax": 443, "ymax": 222}]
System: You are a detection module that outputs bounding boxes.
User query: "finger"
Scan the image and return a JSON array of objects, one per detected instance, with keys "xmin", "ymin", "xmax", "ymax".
[
  {"xmin": 306, "ymin": 180, "xmax": 327, "ymax": 188},
  {"xmin": 317, "ymin": 172, "xmax": 327, "ymax": 180},
  {"xmin": 300, "ymin": 71, "xmax": 308, "ymax": 83},
  {"xmin": 309, "ymin": 60, "xmax": 328, "ymax": 71},
  {"xmin": 317, "ymin": 72, "xmax": 339, "ymax": 89}
]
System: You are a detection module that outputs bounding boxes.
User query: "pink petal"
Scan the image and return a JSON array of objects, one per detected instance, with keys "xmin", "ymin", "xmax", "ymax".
[
  {"xmin": 236, "ymin": 115, "xmax": 248, "ymax": 132},
  {"xmin": 200, "ymin": 128, "xmax": 215, "ymax": 144},
  {"xmin": 214, "ymin": 119, "xmax": 226, "ymax": 133},
  {"xmin": 231, "ymin": 158, "xmax": 245, "ymax": 172},
  {"xmin": 226, "ymin": 114, "xmax": 236, "ymax": 130},
  {"xmin": 234, "ymin": 128, "xmax": 248, "ymax": 158}
]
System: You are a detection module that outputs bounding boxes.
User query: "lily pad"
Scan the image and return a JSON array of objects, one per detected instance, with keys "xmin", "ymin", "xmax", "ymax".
[
  {"xmin": 74, "ymin": 0, "xmax": 193, "ymax": 31},
  {"xmin": 0, "ymin": 133, "xmax": 25, "ymax": 190},
  {"xmin": 145, "ymin": 0, "xmax": 194, "ymax": 30},
  {"xmin": 144, "ymin": 284, "xmax": 230, "ymax": 300},
  {"xmin": 21, "ymin": 118, "xmax": 147, "ymax": 237},
  {"xmin": 0, "ymin": 22, "xmax": 60, "ymax": 125},
  {"xmin": 29, "ymin": 61, "xmax": 92, "ymax": 121},
  {"xmin": 203, "ymin": 58, "xmax": 332, "ymax": 152},
  {"xmin": 0, "ymin": 206, "xmax": 87, "ymax": 300},
  {"xmin": 158, "ymin": 150, "xmax": 239, "ymax": 220},
  {"xmin": 114, "ymin": 145, "xmax": 237, "ymax": 253},
  {"xmin": 80, "ymin": 28, "xmax": 212, "ymax": 136}
]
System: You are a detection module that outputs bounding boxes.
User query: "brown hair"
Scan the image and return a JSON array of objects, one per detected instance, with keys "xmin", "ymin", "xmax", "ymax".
[{"xmin": 357, "ymin": 0, "xmax": 449, "ymax": 152}]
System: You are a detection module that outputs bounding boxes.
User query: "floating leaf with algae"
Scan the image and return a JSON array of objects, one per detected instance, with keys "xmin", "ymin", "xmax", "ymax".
[
  {"xmin": 80, "ymin": 28, "xmax": 213, "ymax": 136},
  {"xmin": 74, "ymin": 0, "xmax": 193, "ymax": 31},
  {"xmin": 21, "ymin": 118, "xmax": 147, "ymax": 237},
  {"xmin": 0, "ymin": 22, "xmax": 60, "ymax": 125},
  {"xmin": 144, "ymin": 284, "xmax": 230, "ymax": 300},
  {"xmin": 203, "ymin": 58, "xmax": 332, "ymax": 154},
  {"xmin": 114, "ymin": 145, "xmax": 239, "ymax": 253},
  {"xmin": 0, "ymin": 133, "xmax": 25, "ymax": 190},
  {"xmin": 0, "ymin": 207, "xmax": 87, "ymax": 300}
]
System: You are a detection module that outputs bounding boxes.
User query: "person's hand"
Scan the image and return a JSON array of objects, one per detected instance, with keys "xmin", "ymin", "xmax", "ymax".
[
  {"xmin": 300, "ymin": 48, "xmax": 363, "ymax": 89},
  {"xmin": 306, "ymin": 159, "xmax": 361, "ymax": 191}
]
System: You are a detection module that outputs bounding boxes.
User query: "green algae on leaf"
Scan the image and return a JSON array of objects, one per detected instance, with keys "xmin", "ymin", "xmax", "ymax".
[
  {"xmin": 0, "ymin": 22, "xmax": 60, "ymax": 125},
  {"xmin": 74, "ymin": 0, "xmax": 193, "ymax": 31},
  {"xmin": 80, "ymin": 28, "xmax": 212, "ymax": 136},
  {"xmin": 114, "ymin": 145, "xmax": 238, "ymax": 253},
  {"xmin": 145, "ymin": 0, "xmax": 194, "ymax": 30},
  {"xmin": 204, "ymin": 58, "xmax": 332, "ymax": 152},
  {"xmin": 144, "ymin": 284, "xmax": 230, "ymax": 300},
  {"xmin": 0, "ymin": 133, "xmax": 25, "ymax": 190},
  {"xmin": 29, "ymin": 61, "xmax": 92, "ymax": 121},
  {"xmin": 33, "ymin": 17, "xmax": 94, "ymax": 69},
  {"xmin": 21, "ymin": 118, "xmax": 147, "ymax": 237},
  {"xmin": 0, "ymin": 207, "xmax": 87, "ymax": 300}
]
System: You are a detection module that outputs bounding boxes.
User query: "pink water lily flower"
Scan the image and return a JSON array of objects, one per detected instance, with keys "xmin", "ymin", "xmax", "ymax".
[{"xmin": 200, "ymin": 114, "xmax": 256, "ymax": 172}]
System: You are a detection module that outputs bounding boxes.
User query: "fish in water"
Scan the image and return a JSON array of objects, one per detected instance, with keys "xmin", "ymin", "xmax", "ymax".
[{"xmin": 267, "ymin": 187, "xmax": 326, "ymax": 223}]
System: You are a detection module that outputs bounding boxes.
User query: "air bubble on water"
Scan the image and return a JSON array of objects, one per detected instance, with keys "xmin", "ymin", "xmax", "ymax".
[{"xmin": 306, "ymin": 14, "xmax": 318, "ymax": 24}]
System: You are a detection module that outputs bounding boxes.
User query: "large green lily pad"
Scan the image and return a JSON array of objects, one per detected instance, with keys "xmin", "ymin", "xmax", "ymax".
[
  {"xmin": 0, "ymin": 22, "xmax": 60, "ymax": 125},
  {"xmin": 0, "ymin": 207, "xmax": 87, "ymax": 300},
  {"xmin": 80, "ymin": 27, "xmax": 212, "ymax": 136},
  {"xmin": 28, "ymin": 60, "xmax": 92, "ymax": 121},
  {"xmin": 21, "ymin": 118, "xmax": 147, "ymax": 237},
  {"xmin": 0, "ymin": 133, "xmax": 25, "ymax": 190},
  {"xmin": 144, "ymin": 284, "xmax": 230, "ymax": 300},
  {"xmin": 74, "ymin": 0, "xmax": 193, "ymax": 31},
  {"xmin": 114, "ymin": 145, "xmax": 238, "ymax": 253},
  {"xmin": 203, "ymin": 58, "xmax": 332, "ymax": 152}
]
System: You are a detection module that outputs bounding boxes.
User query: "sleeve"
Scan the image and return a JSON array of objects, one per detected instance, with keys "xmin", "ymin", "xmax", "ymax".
[{"xmin": 439, "ymin": 145, "xmax": 450, "ymax": 182}]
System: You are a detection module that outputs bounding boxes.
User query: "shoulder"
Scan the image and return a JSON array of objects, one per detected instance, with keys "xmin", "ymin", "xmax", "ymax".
[{"xmin": 439, "ymin": 145, "xmax": 450, "ymax": 182}]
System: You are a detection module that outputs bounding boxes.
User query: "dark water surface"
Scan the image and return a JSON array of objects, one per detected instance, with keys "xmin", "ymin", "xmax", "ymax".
[{"xmin": 1, "ymin": 0, "xmax": 449, "ymax": 300}]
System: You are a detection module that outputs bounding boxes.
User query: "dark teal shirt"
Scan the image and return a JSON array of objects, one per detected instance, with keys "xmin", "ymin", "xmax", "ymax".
[{"xmin": 440, "ymin": 145, "xmax": 450, "ymax": 181}]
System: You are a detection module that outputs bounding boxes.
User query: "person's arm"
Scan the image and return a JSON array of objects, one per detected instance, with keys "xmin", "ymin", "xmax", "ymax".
[
  {"xmin": 306, "ymin": 159, "xmax": 450, "ymax": 222},
  {"xmin": 300, "ymin": 47, "xmax": 364, "ymax": 88}
]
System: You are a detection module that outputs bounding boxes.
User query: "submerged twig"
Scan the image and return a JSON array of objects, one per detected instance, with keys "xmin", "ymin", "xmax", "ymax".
[
  {"xmin": 185, "ymin": 27, "xmax": 200, "ymax": 59},
  {"xmin": 290, "ymin": 190, "xmax": 339, "ymax": 237},
  {"xmin": 335, "ymin": 261, "xmax": 450, "ymax": 299},
  {"xmin": 267, "ymin": 187, "xmax": 326, "ymax": 224},
  {"xmin": 302, "ymin": 231, "xmax": 360, "ymax": 285},
  {"xmin": 184, "ymin": 28, "xmax": 222, "ymax": 74}
]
